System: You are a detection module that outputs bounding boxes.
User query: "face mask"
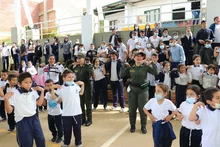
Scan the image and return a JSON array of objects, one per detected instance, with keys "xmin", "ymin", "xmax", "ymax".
[
  {"xmin": 173, "ymin": 36, "xmax": 178, "ymax": 40},
  {"xmin": 132, "ymin": 36, "xmax": 136, "ymax": 39},
  {"xmin": 146, "ymin": 26, "xmax": 149, "ymax": 29},
  {"xmin": 205, "ymin": 44, "xmax": 211, "ymax": 48},
  {"xmin": 135, "ymin": 27, "xmax": 138, "ymax": 30},
  {"xmin": 135, "ymin": 45, "xmax": 140, "ymax": 49},
  {"xmin": 160, "ymin": 45, "xmax": 164, "ymax": 49},
  {"xmin": 30, "ymin": 42, "xmax": 33, "ymax": 44},
  {"xmin": 65, "ymin": 81, "xmax": 74, "ymax": 86},
  {"xmin": 186, "ymin": 97, "xmax": 196, "ymax": 104},
  {"xmin": 214, "ymin": 103, "xmax": 220, "ymax": 109},
  {"xmin": 102, "ymin": 45, "xmax": 106, "ymax": 48},
  {"xmin": 155, "ymin": 93, "xmax": 163, "ymax": 100},
  {"xmin": 146, "ymin": 44, "xmax": 151, "ymax": 48},
  {"xmin": 169, "ymin": 43, "xmax": 174, "ymax": 47},
  {"xmin": 164, "ymin": 33, "xmax": 168, "ymax": 37},
  {"xmin": 154, "ymin": 33, "xmax": 158, "ymax": 36}
]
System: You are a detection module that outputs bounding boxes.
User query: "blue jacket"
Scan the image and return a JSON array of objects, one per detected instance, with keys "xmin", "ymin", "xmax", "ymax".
[
  {"xmin": 209, "ymin": 23, "xmax": 216, "ymax": 33},
  {"xmin": 105, "ymin": 59, "xmax": 122, "ymax": 80}
]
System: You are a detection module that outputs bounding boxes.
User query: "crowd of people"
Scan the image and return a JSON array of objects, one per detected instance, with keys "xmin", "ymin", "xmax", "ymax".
[{"xmin": 0, "ymin": 16, "xmax": 220, "ymax": 147}]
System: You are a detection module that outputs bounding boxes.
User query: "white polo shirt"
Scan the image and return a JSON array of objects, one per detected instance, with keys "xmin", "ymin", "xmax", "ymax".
[
  {"xmin": 9, "ymin": 89, "xmax": 39, "ymax": 122},
  {"xmin": 197, "ymin": 106, "xmax": 220, "ymax": 147},
  {"xmin": 138, "ymin": 36, "xmax": 148, "ymax": 49},
  {"xmin": 93, "ymin": 66, "xmax": 105, "ymax": 81},
  {"xmin": 178, "ymin": 101, "xmax": 201, "ymax": 130},
  {"xmin": 187, "ymin": 65, "xmax": 205, "ymax": 81},
  {"xmin": 144, "ymin": 98, "xmax": 176, "ymax": 120},
  {"xmin": 118, "ymin": 43, "xmax": 127, "ymax": 61},
  {"xmin": 45, "ymin": 91, "xmax": 62, "ymax": 116},
  {"xmin": 149, "ymin": 36, "xmax": 161, "ymax": 48},
  {"xmin": 0, "ymin": 79, "xmax": 8, "ymax": 100},
  {"xmin": 110, "ymin": 61, "xmax": 118, "ymax": 81},
  {"xmin": 0, "ymin": 46, "xmax": 10, "ymax": 57},
  {"xmin": 56, "ymin": 84, "xmax": 82, "ymax": 116},
  {"xmin": 127, "ymin": 38, "xmax": 138, "ymax": 51},
  {"xmin": 26, "ymin": 66, "xmax": 37, "ymax": 76}
]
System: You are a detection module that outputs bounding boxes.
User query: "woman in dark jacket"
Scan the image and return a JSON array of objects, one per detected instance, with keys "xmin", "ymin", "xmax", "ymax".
[
  {"xmin": 51, "ymin": 37, "xmax": 59, "ymax": 62},
  {"xmin": 129, "ymin": 24, "xmax": 140, "ymax": 38},
  {"xmin": 145, "ymin": 23, "xmax": 153, "ymax": 38},
  {"xmin": 181, "ymin": 26, "xmax": 196, "ymax": 65}
]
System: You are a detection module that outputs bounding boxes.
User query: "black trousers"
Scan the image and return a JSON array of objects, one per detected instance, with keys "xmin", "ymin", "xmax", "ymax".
[
  {"xmin": 0, "ymin": 100, "xmax": 6, "ymax": 119},
  {"xmin": 48, "ymin": 114, "xmax": 63, "ymax": 138},
  {"xmin": 149, "ymin": 86, "xmax": 155, "ymax": 99},
  {"xmin": 7, "ymin": 110, "xmax": 15, "ymax": 130},
  {"xmin": 63, "ymin": 53, "xmax": 71, "ymax": 63},
  {"xmin": 28, "ymin": 53, "xmax": 35, "ymax": 62},
  {"xmin": 176, "ymin": 84, "xmax": 187, "ymax": 108},
  {"xmin": 62, "ymin": 115, "xmax": 82, "ymax": 146},
  {"xmin": 33, "ymin": 56, "xmax": 42, "ymax": 66},
  {"xmin": 13, "ymin": 54, "xmax": 20, "ymax": 70},
  {"xmin": 2, "ymin": 56, "xmax": 9, "ymax": 70},
  {"xmin": 180, "ymin": 126, "xmax": 202, "ymax": 147}
]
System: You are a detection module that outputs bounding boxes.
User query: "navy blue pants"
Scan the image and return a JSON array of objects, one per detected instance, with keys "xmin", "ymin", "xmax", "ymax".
[
  {"xmin": 13, "ymin": 54, "xmax": 20, "ymax": 70},
  {"xmin": 16, "ymin": 114, "xmax": 45, "ymax": 147},
  {"xmin": 171, "ymin": 62, "xmax": 180, "ymax": 70},
  {"xmin": 180, "ymin": 126, "xmax": 202, "ymax": 147},
  {"xmin": 2, "ymin": 56, "xmax": 9, "ymax": 70},
  {"xmin": 63, "ymin": 53, "xmax": 71, "ymax": 63},
  {"xmin": 7, "ymin": 110, "xmax": 15, "ymax": 130},
  {"xmin": 28, "ymin": 53, "xmax": 35, "ymax": 63},
  {"xmin": 110, "ymin": 80, "xmax": 125, "ymax": 108},
  {"xmin": 0, "ymin": 100, "xmax": 6, "ymax": 119},
  {"xmin": 20, "ymin": 55, "xmax": 28, "ymax": 65},
  {"xmin": 62, "ymin": 115, "xmax": 82, "ymax": 146},
  {"xmin": 176, "ymin": 84, "xmax": 187, "ymax": 108},
  {"xmin": 44, "ymin": 54, "xmax": 49, "ymax": 64},
  {"xmin": 33, "ymin": 56, "xmax": 42, "ymax": 66},
  {"xmin": 53, "ymin": 53, "xmax": 59, "ymax": 62},
  {"xmin": 48, "ymin": 114, "xmax": 63, "ymax": 138},
  {"xmin": 149, "ymin": 86, "xmax": 156, "ymax": 99},
  {"xmin": 94, "ymin": 78, "xmax": 108, "ymax": 108}
]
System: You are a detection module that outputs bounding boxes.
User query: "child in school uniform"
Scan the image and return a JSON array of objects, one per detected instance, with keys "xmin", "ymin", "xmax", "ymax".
[
  {"xmin": 187, "ymin": 54, "xmax": 206, "ymax": 88},
  {"xmin": 44, "ymin": 79, "xmax": 63, "ymax": 143},
  {"xmin": 189, "ymin": 87, "xmax": 220, "ymax": 147},
  {"xmin": 0, "ymin": 69, "xmax": 8, "ymax": 121},
  {"xmin": 199, "ymin": 64, "xmax": 218, "ymax": 90},
  {"xmin": 26, "ymin": 61, "xmax": 37, "ymax": 77},
  {"xmin": 175, "ymin": 64, "xmax": 192, "ymax": 107},
  {"xmin": 177, "ymin": 85, "xmax": 202, "ymax": 147},
  {"xmin": 0, "ymin": 74, "xmax": 18, "ymax": 131},
  {"xmin": 51, "ymin": 69, "xmax": 84, "ymax": 147},
  {"xmin": 4, "ymin": 72, "xmax": 45, "ymax": 147},
  {"xmin": 143, "ymin": 83, "xmax": 177, "ymax": 147}
]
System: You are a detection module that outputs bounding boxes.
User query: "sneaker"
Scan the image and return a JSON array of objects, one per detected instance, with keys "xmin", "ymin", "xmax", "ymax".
[
  {"xmin": 0, "ymin": 116, "xmax": 3, "ymax": 121},
  {"xmin": 56, "ymin": 137, "xmax": 62, "ymax": 143},
  {"xmin": 51, "ymin": 136, "xmax": 57, "ymax": 142},
  {"xmin": 111, "ymin": 106, "xmax": 117, "ymax": 111},
  {"xmin": 104, "ymin": 107, "xmax": 108, "ymax": 111},
  {"xmin": 120, "ymin": 108, "xmax": 125, "ymax": 113},
  {"xmin": 8, "ymin": 129, "xmax": 14, "ymax": 132},
  {"xmin": 61, "ymin": 144, "xmax": 69, "ymax": 147},
  {"xmin": 76, "ymin": 144, "xmax": 82, "ymax": 147},
  {"xmin": 93, "ymin": 107, "xmax": 96, "ymax": 111}
]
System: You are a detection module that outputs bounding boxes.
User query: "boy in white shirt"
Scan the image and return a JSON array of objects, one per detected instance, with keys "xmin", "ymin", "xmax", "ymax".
[
  {"xmin": 26, "ymin": 61, "xmax": 37, "ymax": 77},
  {"xmin": 52, "ymin": 69, "xmax": 84, "ymax": 147},
  {"xmin": 4, "ymin": 72, "xmax": 45, "ymax": 147},
  {"xmin": 0, "ymin": 69, "xmax": 8, "ymax": 121},
  {"xmin": 44, "ymin": 79, "xmax": 63, "ymax": 143}
]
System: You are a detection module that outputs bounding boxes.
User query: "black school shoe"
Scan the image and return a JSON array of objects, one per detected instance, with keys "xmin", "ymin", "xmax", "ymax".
[
  {"xmin": 130, "ymin": 125, "xmax": 136, "ymax": 133},
  {"xmin": 56, "ymin": 137, "xmax": 62, "ymax": 143},
  {"xmin": 51, "ymin": 136, "xmax": 57, "ymax": 142},
  {"xmin": 8, "ymin": 129, "xmax": 14, "ymax": 132},
  {"xmin": 85, "ymin": 121, "xmax": 92, "ymax": 126},
  {"xmin": 141, "ymin": 127, "xmax": 147, "ymax": 134}
]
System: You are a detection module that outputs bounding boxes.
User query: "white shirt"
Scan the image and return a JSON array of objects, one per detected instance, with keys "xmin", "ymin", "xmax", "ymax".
[
  {"xmin": 144, "ymin": 48, "xmax": 155, "ymax": 58},
  {"xmin": 111, "ymin": 35, "xmax": 115, "ymax": 46},
  {"xmin": 144, "ymin": 98, "xmax": 176, "ymax": 120},
  {"xmin": 93, "ymin": 66, "xmax": 105, "ymax": 81},
  {"xmin": 28, "ymin": 45, "xmax": 35, "ymax": 53},
  {"xmin": 149, "ymin": 36, "xmax": 161, "ymax": 48},
  {"xmin": 161, "ymin": 35, "xmax": 172, "ymax": 42},
  {"xmin": 26, "ymin": 66, "xmax": 37, "ymax": 76},
  {"xmin": 0, "ymin": 79, "xmax": 8, "ymax": 100},
  {"xmin": 187, "ymin": 65, "xmax": 205, "ymax": 81},
  {"xmin": 9, "ymin": 89, "xmax": 39, "ymax": 122},
  {"xmin": 45, "ymin": 91, "xmax": 62, "ymax": 116},
  {"xmin": 175, "ymin": 72, "xmax": 192, "ymax": 85},
  {"xmin": 12, "ymin": 47, "xmax": 18, "ymax": 55},
  {"xmin": 147, "ymin": 63, "xmax": 161, "ymax": 86},
  {"xmin": 110, "ymin": 61, "xmax": 118, "ymax": 81},
  {"xmin": 74, "ymin": 45, "xmax": 79, "ymax": 56},
  {"xmin": 197, "ymin": 106, "xmax": 220, "ymax": 147},
  {"xmin": 164, "ymin": 72, "xmax": 171, "ymax": 90},
  {"xmin": 178, "ymin": 101, "xmax": 201, "ymax": 130},
  {"xmin": 138, "ymin": 36, "xmax": 148, "ymax": 49},
  {"xmin": 127, "ymin": 38, "xmax": 138, "ymax": 51},
  {"xmin": 0, "ymin": 46, "xmax": 10, "ymax": 56},
  {"xmin": 118, "ymin": 43, "xmax": 127, "ymax": 61},
  {"xmin": 214, "ymin": 24, "xmax": 220, "ymax": 43},
  {"xmin": 56, "ymin": 84, "xmax": 82, "ymax": 116},
  {"xmin": 97, "ymin": 47, "xmax": 108, "ymax": 62}
]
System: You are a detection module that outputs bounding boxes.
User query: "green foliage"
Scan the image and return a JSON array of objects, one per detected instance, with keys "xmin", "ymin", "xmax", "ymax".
[{"xmin": 43, "ymin": 30, "xmax": 58, "ymax": 39}]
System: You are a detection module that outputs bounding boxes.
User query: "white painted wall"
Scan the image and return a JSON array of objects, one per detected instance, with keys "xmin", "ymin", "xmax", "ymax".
[
  {"xmin": 206, "ymin": 0, "xmax": 219, "ymax": 26},
  {"xmin": 104, "ymin": 11, "xmax": 125, "ymax": 31}
]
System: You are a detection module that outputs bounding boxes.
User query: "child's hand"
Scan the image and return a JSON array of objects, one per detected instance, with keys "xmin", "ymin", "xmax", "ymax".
[
  {"xmin": 195, "ymin": 120, "xmax": 201, "ymax": 125},
  {"xmin": 195, "ymin": 102, "xmax": 205, "ymax": 108},
  {"xmin": 149, "ymin": 115, "xmax": 157, "ymax": 123},
  {"xmin": 177, "ymin": 113, "xmax": 184, "ymax": 120},
  {"xmin": 4, "ymin": 92, "xmax": 14, "ymax": 100},
  {"xmin": 164, "ymin": 115, "xmax": 173, "ymax": 122},
  {"xmin": 33, "ymin": 86, "xmax": 44, "ymax": 92},
  {"xmin": 76, "ymin": 81, "xmax": 84, "ymax": 86},
  {"xmin": 52, "ymin": 84, "xmax": 61, "ymax": 89}
]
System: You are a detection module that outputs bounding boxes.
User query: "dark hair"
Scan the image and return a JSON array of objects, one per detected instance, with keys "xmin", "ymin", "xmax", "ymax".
[
  {"xmin": 92, "ymin": 57, "xmax": 99, "ymax": 65},
  {"xmin": 214, "ymin": 16, "xmax": 219, "ymax": 21},
  {"xmin": 207, "ymin": 64, "xmax": 216, "ymax": 71},
  {"xmin": 36, "ymin": 40, "xmax": 39, "ymax": 43},
  {"xmin": 186, "ymin": 85, "xmax": 201, "ymax": 96},
  {"xmin": 108, "ymin": 43, "xmax": 113, "ymax": 46},
  {"xmin": 204, "ymin": 87, "xmax": 220, "ymax": 101},
  {"xmin": 48, "ymin": 54, "xmax": 55, "ymax": 59},
  {"xmin": 201, "ymin": 20, "xmax": 206, "ymax": 25},
  {"xmin": 117, "ymin": 37, "xmax": 123, "ymax": 43},
  {"xmin": 62, "ymin": 69, "xmax": 73, "ymax": 78},
  {"xmin": 163, "ymin": 61, "xmax": 170, "ymax": 67},
  {"xmin": 45, "ymin": 79, "xmax": 54, "ymax": 84},
  {"xmin": 18, "ymin": 72, "xmax": 32, "ymax": 83},
  {"xmin": 163, "ymin": 28, "xmax": 168, "ymax": 32},
  {"xmin": 205, "ymin": 39, "xmax": 211, "ymax": 44},
  {"xmin": 169, "ymin": 38, "xmax": 175, "ymax": 42},
  {"xmin": 151, "ymin": 52, "xmax": 158, "ymax": 57},
  {"xmin": 140, "ymin": 30, "xmax": 145, "ymax": 33},
  {"xmin": 157, "ymin": 83, "xmax": 169, "ymax": 93},
  {"xmin": 1, "ymin": 69, "xmax": 8, "ymax": 73},
  {"xmin": 177, "ymin": 63, "xmax": 185, "ymax": 71},
  {"xmin": 192, "ymin": 54, "xmax": 201, "ymax": 61},
  {"xmin": 90, "ymin": 43, "xmax": 94, "ymax": 45},
  {"xmin": 8, "ymin": 74, "xmax": 17, "ymax": 81}
]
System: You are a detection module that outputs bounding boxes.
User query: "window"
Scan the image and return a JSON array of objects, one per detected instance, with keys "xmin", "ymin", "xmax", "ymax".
[
  {"xmin": 109, "ymin": 20, "xmax": 118, "ymax": 31},
  {"xmin": 144, "ymin": 8, "xmax": 160, "ymax": 23},
  {"xmin": 172, "ymin": 8, "xmax": 185, "ymax": 20}
]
